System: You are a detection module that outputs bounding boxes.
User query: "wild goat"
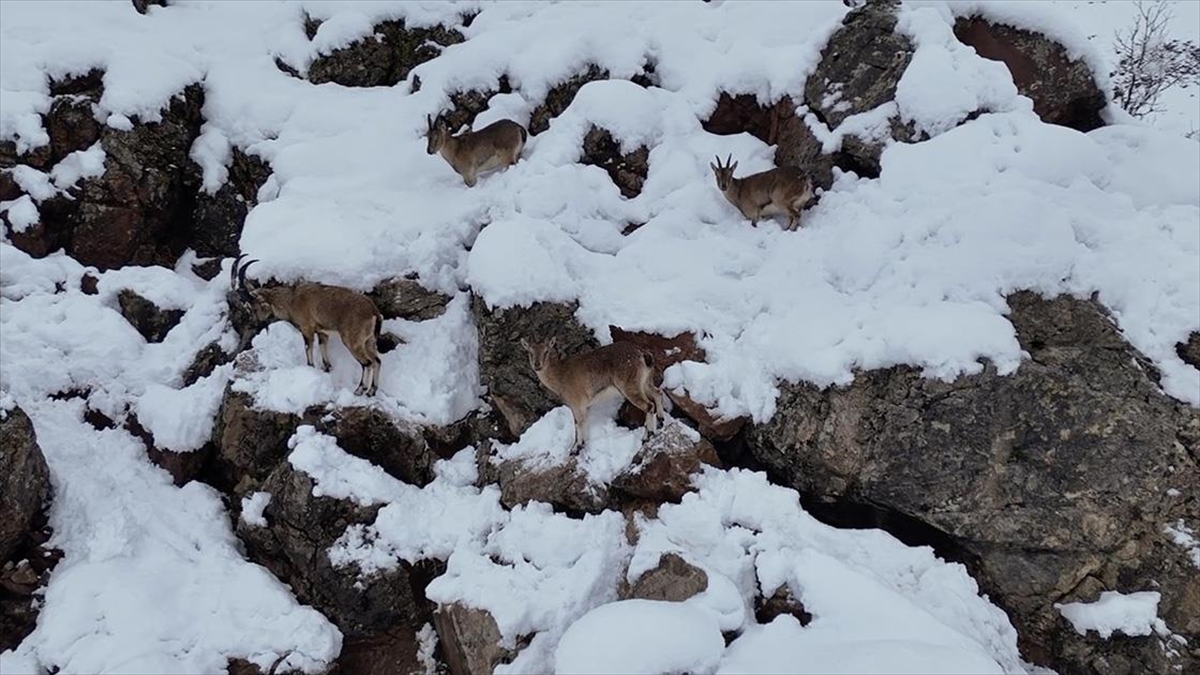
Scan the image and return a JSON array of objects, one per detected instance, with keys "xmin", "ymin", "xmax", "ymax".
[
  {"xmin": 522, "ymin": 337, "xmax": 667, "ymax": 450},
  {"xmin": 232, "ymin": 255, "xmax": 385, "ymax": 396},
  {"xmin": 711, "ymin": 155, "xmax": 814, "ymax": 231},
  {"xmin": 426, "ymin": 113, "xmax": 527, "ymax": 187}
]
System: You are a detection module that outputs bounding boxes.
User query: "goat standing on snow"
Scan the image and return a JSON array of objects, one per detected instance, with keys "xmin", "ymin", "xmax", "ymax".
[
  {"xmin": 232, "ymin": 255, "xmax": 385, "ymax": 396},
  {"xmin": 425, "ymin": 113, "xmax": 527, "ymax": 187},
  {"xmin": 711, "ymin": 154, "xmax": 814, "ymax": 231},
  {"xmin": 522, "ymin": 337, "xmax": 667, "ymax": 451}
]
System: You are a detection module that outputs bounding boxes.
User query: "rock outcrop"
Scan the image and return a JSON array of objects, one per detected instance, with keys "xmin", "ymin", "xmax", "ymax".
[
  {"xmin": 620, "ymin": 553, "xmax": 708, "ymax": 603},
  {"xmin": 237, "ymin": 460, "xmax": 427, "ymax": 639},
  {"xmin": 318, "ymin": 407, "xmax": 435, "ymax": 487},
  {"xmin": 747, "ymin": 292, "xmax": 1200, "ymax": 674},
  {"xmin": 709, "ymin": 0, "xmax": 1109, "ymax": 189},
  {"xmin": 2, "ymin": 73, "xmax": 271, "ymax": 270},
  {"xmin": 433, "ymin": 603, "xmax": 517, "ymax": 675},
  {"xmin": 953, "ymin": 16, "xmax": 1107, "ymax": 132},
  {"xmin": 580, "ymin": 127, "xmax": 649, "ymax": 199},
  {"xmin": 117, "ymin": 289, "xmax": 184, "ymax": 343},
  {"xmin": 368, "ymin": 277, "xmax": 452, "ymax": 322},
  {"xmin": 472, "ymin": 298, "xmax": 598, "ymax": 439},
  {"xmin": 492, "ymin": 421, "xmax": 719, "ymax": 513},
  {"xmin": 0, "ymin": 406, "xmax": 51, "ymax": 563},
  {"xmin": 213, "ymin": 388, "xmax": 312, "ymax": 492},
  {"xmin": 611, "ymin": 423, "xmax": 721, "ymax": 503},
  {"xmin": 191, "ymin": 147, "xmax": 272, "ymax": 259},
  {"xmin": 306, "ymin": 20, "xmax": 465, "ymax": 88}
]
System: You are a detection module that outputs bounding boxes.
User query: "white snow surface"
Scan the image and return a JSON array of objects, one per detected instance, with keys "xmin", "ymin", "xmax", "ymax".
[
  {"xmin": 1056, "ymin": 591, "xmax": 1167, "ymax": 640},
  {"xmin": 1, "ymin": 0, "xmax": 1198, "ymax": 672},
  {"xmin": 554, "ymin": 599, "xmax": 725, "ymax": 675}
]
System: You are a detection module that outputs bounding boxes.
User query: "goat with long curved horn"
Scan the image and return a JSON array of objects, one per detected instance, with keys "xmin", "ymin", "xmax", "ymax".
[{"xmin": 230, "ymin": 257, "xmax": 387, "ymax": 396}]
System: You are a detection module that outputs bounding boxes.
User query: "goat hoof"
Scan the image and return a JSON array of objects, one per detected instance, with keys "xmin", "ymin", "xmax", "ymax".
[{"xmin": 321, "ymin": 364, "xmax": 332, "ymax": 373}]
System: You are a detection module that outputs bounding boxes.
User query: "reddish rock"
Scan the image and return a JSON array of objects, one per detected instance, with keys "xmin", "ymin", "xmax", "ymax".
[
  {"xmin": 954, "ymin": 17, "xmax": 1106, "ymax": 132},
  {"xmin": 621, "ymin": 553, "xmax": 708, "ymax": 603},
  {"xmin": 330, "ymin": 626, "xmax": 426, "ymax": 675},
  {"xmin": 433, "ymin": 603, "xmax": 517, "ymax": 675},
  {"xmin": 612, "ymin": 422, "xmax": 721, "ymax": 503},
  {"xmin": 609, "ymin": 327, "xmax": 747, "ymax": 441}
]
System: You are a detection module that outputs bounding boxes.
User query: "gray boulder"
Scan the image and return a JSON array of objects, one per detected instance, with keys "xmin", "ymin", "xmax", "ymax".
[{"xmin": 748, "ymin": 292, "xmax": 1200, "ymax": 674}]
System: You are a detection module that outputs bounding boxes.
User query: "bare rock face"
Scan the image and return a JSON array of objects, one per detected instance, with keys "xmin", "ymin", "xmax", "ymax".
[
  {"xmin": 67, "ymin": 84, "xmax": 205, "ymax": 270},
  {"xmin": 0, "ymin": 406, "xmax": 50, "ymax": 563},
  {"xmin": 213, "ymin": 388, "xmax": 311, "ymax": 492},
  {"xmin": 528, "ymin": 65, "xmax": 612, "ymax": 135},
  {"xmin": 471, "ymin": 296, "xmax": 598, "ymax": 439},
  {"xmin": 45, "ymin": 96, "xmax": 102, "ymax": 165},
  {"xmin": 1175, "ymin": 332, "xmax": 1200, "ymax": 371},
  {"xmin": 328, "ymin": 626, "xmax": 426, "ymax": 675},
  {"xmin": 0, "ymin": 526, "xmax": 60, "ymax": 652},
  {"xmin": 611, "ymin": 423, "xmax": 721, "ymax": 503},
  {"xmin": 368, "ymin": 277, "xmax": 452, "ymax": 322},
  {"xmin": 181, "ymin": 342, "xmax": 233, "ymax": 387},
  {"xmin": 318, "ymin": 406, "xmax": 436, "ymax": 487},
  {"xmin": 954, "ymin": 17, "xmax": 1106, "ymax": 132},
  {"xmin": 805, "ymin": 0, "xmax": 912, "ymax": 130},
  {"xmin": 755, "ymin": 584, "xmax": 812, "ymax": 626},
  {"xmin": 433, "ymin": 603, "xmax": 517, "ymax": 675},
  {"xmin": 748, "ymin": 292, "xmax": 1200, "ymax": 674},
  {"xmin": 191, "ymin": 147, "xmax": 271, "ymax": 259},
  {"xmin": 432, "ymin": 76, "xmax": 514, "ymax": 133},
  {"xmin": 580, "ymin": 126, "xmax": 649, "ymax": 199},
  {"xmin": 495, "ymin": 454, "xmax": 610, "ymax": 514},
  {"xmin": 2, "ymin": 72, "xmax": 268, "ymax": 270},
  {"xmin": 621, "ymin": 553, "xmax": 708, "ymax": 603},
  {"xmin": 117, "ymin": 289, "xmax": 184, "ymax": 343},
  {"xmin": 306, "ymin": 20, "xmax": 465, "ymax": 88},
  {"xmin": 237, "ymin": 460, "xmax": 427, "ymax": 639}
]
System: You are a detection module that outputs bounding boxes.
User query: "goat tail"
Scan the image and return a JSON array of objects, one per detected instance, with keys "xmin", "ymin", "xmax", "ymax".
[{"xmin": 641, "ymin": 349, "xmax": 654, "ymax": 370}]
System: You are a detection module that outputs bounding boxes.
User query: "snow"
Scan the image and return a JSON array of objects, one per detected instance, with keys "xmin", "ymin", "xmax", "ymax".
[
  {"xmin": 631, "ymin": 468, "xmax": 1027, "ymax": 674},
  {"xmin": 287, "ymin": 425, "xmax": 405, "ymax": 506},
  {"xmin": 0, "ymin": 399, "xmax": 341, "ymax": 674},
  {"xmin": 1163, "ymin": 519, "xmax": 1200, "ymax": 569},
  {"xmin": 431, "ymin": 504, "xmax": 631, "ymax": 675},
  {"xmin": 133, "ymin": 365, "xmax": 231, "ymax": 453},
  {"xmin": 327, "ymin": 447, "xmax": 507, "ymax": 574},
  {"xmin": 231, "ymin": 293, "xmax": 481, "ymax": 425},
  {"xmin": 1056, "ymin": 591, "xmax": 1167, "ymax": 640},
  {"xmin": 241, "ymin": 491, "xmax": 272, "ymax": 528},
  {"xmin": 1, "ymin": 195, "xmax": 39, "ymax": 232},
  {"xmin": 492, "ymin": 403, "xmax": 645, "ymax": 485},
  {"xmin": 416, "ymin": 622, "xmax": 440, "ymax": 675},
  {"xmin": 554, "ymin": 600, "xmax": 725, "ymax": 675},
  {"xmin": 2, "ymin": 0, "xmax": 1198, "ymax": 671}
]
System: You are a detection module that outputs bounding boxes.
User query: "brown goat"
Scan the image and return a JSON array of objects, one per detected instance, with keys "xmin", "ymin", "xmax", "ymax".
[
  {"xmin": 711, "ymin": 154, "xmax": 814, "ymax": 230},
  {"xmin": 522, "ymin": 337, "xmax": 666, "ymax": 450},
  {"xmin": 232, "ymin": 255, "xmax": 384, "ymax": 396},
  {"xmin": 426, "ymin": 114, "xmax": 527, "ymax": 187}
]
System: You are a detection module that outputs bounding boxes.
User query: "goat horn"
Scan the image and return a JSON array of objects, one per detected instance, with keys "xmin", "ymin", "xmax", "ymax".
[
  {"xmin": 237, "ymin": 258, "xmax": 259, "ymax": 302},
  {"xmin": 725, "ymin": 153, "xmax": 732, "ymax": 167},
  {"xmin": 231, "ymin": 253, "xmax": 247, "ymax": 289}
]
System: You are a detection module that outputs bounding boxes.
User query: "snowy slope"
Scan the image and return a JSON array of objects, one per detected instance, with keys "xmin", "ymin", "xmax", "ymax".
[{"xmin": 1, "ymin": 0, "xmax": 1198, "ymax": 673}]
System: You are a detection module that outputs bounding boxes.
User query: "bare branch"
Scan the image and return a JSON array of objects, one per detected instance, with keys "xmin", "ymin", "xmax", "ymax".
[{"xmin": 1111, "ymin": 0, "xmax": 1200, "ymax": 119}]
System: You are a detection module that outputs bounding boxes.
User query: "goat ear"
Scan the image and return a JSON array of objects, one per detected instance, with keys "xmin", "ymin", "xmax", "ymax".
[
  {"xmin": 519, "ymin": 337, "xmax": 530, "ymax": 350},
  {"xmin": 710, "ymin": 162, "xmax": 718, "ymax": 172},
  {"xmin": 730, "ymin": 161, "xmax": 738, "ymax": 172},
  {"xmin": 547, "ymin": 336, "xmax": 558, "ymax": 351}
]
